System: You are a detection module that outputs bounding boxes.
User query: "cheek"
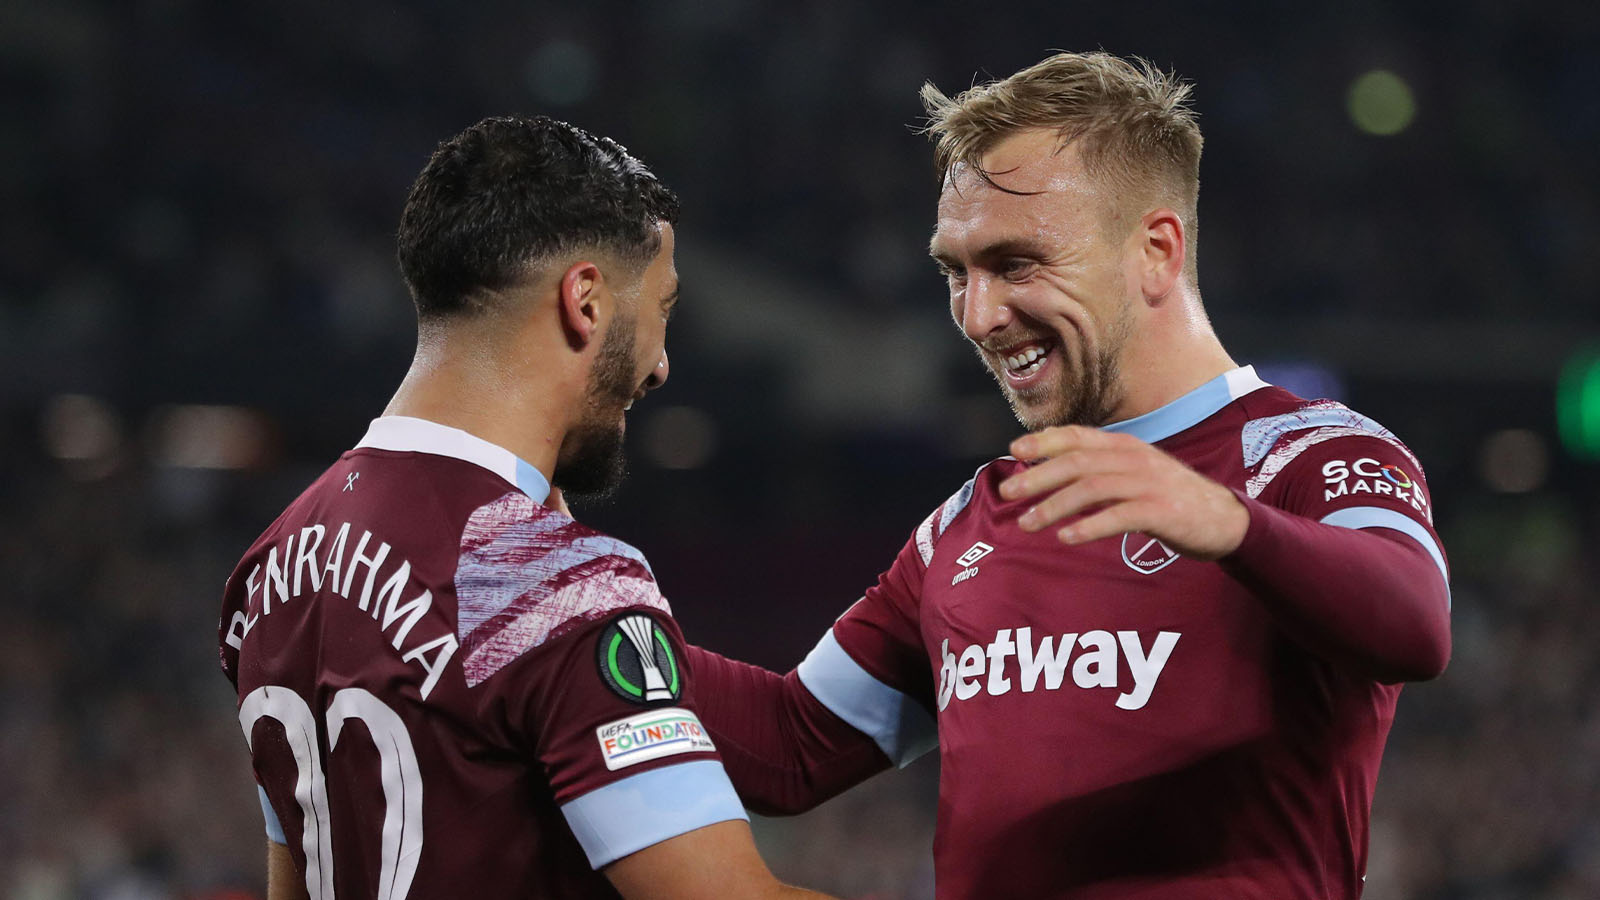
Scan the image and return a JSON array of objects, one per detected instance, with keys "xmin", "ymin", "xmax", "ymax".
[{"xmin": 641, "ymin": 322, "xmax": 667, "ymax": 365}]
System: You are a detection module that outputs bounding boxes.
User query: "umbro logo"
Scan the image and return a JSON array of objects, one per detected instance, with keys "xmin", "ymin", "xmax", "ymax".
[
  {"xmin": 951, "ymin": 541, "xmax": 993, "ymax": 586},
  {"xmin": 956, "ymin": 541, "xmax": 993, "ymax": 567}
]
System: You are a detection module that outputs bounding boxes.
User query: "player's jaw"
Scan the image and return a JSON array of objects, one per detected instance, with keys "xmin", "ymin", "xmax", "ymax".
[
  {"xmin": 553, "ymin": 313, "xmax": 640, "ymax": 501},
  {"xmin": 979, "ymin": 315, "xmax": 1126, "ymax": 432}
]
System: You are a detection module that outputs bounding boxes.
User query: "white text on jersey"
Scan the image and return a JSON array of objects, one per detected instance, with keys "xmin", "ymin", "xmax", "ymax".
[
  {"xmin": 223, "ymin": 521, "xmax": 459, "ymax": 698},
  {"xmin": 937, "ymin": 627, "xmax": 1180, "ymax": 712},
  {"xmin": 1321, "ymin": 457, "xmax": 1431, "ymax": 521}
]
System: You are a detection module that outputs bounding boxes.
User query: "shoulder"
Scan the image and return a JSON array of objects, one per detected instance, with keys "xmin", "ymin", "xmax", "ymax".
[
  {"xmin": 911, "ymin": 458, "xmax": 1020, "ymax": 567},
  {"xmin": 1236, "ymin": 393, "xmax": 1425, "ymax": 501},
  {"xmin": 455, "ymin": 492, "xmax": 668, "ymax": 688}
]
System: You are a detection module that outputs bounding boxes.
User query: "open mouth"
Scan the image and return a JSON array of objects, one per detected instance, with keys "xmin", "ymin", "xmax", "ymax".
[{"xmin": 999, "ymin": 339, "xmax": 1056, "ymax": 385}]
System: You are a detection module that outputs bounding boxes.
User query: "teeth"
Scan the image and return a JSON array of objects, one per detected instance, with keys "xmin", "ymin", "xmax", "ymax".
[
  {"xmin": 1003, "ymin": 345, "xmax": 1049, "ymax": 375},
  {"xmin": 623, "ymin": 400, "xmax": 634, "ymax": 411}
]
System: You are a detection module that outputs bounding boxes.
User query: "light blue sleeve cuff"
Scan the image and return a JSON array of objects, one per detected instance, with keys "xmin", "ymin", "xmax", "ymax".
[
  {"xmin": 796, "ymin": 628, "xmax": 938, "ymax": 768},
  {"xmin": 259, "ymin": 784, "xmax": 287, "ymax": 845},
  {"xmin": 560, "ymin": 759, "xmax": 749, "ymax": 869},
  {"xmin": 1321, "ymin": 505, "xmax": 1451, "ymax": 607}
]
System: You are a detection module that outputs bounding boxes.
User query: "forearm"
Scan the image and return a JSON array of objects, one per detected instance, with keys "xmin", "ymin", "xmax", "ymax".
[
  {"xmin": 687, "ymin": 645, "xmax": 889, "ymax": 814},
  {"xmin": 1223, "ymin": 494, "xmax": 1451, "ymax": 683}
]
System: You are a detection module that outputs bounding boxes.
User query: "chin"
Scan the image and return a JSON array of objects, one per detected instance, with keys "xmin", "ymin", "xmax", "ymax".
[{"xmin": 554, "ymin": 422, "xmax": 627, "ymax": 500}]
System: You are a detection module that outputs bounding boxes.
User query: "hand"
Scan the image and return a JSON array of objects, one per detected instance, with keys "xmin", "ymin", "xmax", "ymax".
[{"xmin": 1000, "ymin": 425, "xmax": 1249, "ymax": 560}]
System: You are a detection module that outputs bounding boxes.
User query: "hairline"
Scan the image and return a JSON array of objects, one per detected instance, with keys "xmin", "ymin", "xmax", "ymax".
[
  {"xmin": 935, "ymin": 134, "xmax": 1182, "ymax": 252},
  {"xmin": 416, "ymin": 221, "xmax": 671, "ymax": 323}
]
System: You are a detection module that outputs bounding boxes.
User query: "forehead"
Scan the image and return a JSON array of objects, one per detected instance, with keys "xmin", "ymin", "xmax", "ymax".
[
  {"xmin": 931, "ymin": 130, "xmax": 1110, "ymax": 256},
  {"xmin": 642, "ymin": 222, "xmax": 677, "ymax": 285}
]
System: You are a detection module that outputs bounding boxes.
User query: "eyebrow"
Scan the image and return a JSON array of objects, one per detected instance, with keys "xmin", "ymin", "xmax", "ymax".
[{"xmin": 928, "ymin": 236, "xmax": 1054, "ymax": 265}]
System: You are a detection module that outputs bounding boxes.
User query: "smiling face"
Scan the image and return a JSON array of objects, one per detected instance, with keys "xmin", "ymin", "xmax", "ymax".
[
  {"xmin": 554, "ymin": 223, "xmax": 679, "ymax": 499},
  {"xmin": 930, "ymin": 130, "xmax": 1141, "ymax": 431}
]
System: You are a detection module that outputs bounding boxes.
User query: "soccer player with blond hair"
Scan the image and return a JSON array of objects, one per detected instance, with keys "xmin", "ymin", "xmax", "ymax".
[{"xmin": 689, "ymin": 52, "xmax": 1450, "ymax": 899}]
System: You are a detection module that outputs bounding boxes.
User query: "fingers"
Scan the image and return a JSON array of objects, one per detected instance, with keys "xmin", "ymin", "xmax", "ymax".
[
  {"xmin": 1000, "ymin": 447, "xmax": 1139, "ymax": 503},
  {"xmin": 1055, "ymin": 501, "xmax": 1149, "ymax": 546},
  {"xmin": 1009, "ymin": 425, "xmax": 1131, "ymax": 461},
  {"xmin": 1017, "ymin": 473, "xmax": 1145, "ymax": 533}
]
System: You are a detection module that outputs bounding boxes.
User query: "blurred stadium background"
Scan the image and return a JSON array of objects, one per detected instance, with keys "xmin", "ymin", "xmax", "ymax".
[{"xmin": 3, "ymin": 1, "xmax": 1597, "ymax": 897}]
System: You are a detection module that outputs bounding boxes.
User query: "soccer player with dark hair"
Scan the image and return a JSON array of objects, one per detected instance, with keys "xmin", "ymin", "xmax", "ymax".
[
  {"xmin": 687, "ymin": 52, "xmax": 1452, "ymax": 898},
  {"xmin": 219, "ymin": 116, "xmax": 834, "ymax": 900}
]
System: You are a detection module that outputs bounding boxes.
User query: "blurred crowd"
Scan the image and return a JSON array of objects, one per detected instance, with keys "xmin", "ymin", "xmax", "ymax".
[{"xmin": 2, "ymin": 0, "xmax": 1597, "ymax": 898}]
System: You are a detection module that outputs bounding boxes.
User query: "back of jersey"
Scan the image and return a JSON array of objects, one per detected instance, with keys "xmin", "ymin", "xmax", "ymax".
[{"xmin": 218, "ymin": 417, "xmax": 742, "ymax": 899}]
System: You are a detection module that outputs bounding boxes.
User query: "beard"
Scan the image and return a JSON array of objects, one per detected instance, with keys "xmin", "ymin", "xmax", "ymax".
[
  {"xmin": 989, "ymin": 302, "xmax": 1133, "ymax": 431},
  {"xmin": 554, "ymin": 313, "xmax": 638, "ymax": 501}
]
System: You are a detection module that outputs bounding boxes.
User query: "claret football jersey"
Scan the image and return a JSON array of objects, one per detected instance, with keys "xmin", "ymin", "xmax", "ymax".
[
  {"xmin": 218, "ymin": 416, "xmax": 745, "ymax": 898},
  {"xmin": 793, "ymin": 366, "xmax": 1449, "ymax": 899}
]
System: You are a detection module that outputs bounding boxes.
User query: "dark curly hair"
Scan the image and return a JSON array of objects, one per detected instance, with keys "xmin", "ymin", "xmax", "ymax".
[{"xmin": 396, "ymin": 115, "xmax": 680, "ymax": 318}]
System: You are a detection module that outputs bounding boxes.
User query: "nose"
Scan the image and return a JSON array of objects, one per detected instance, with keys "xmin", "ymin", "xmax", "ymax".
[
  {"xmin": 644, "ymin": 350, "xmax": 669, "ymax": 390},
  {"xmin": 956, "ymin": 275, "xmax": 1013, "ymax": 344}
]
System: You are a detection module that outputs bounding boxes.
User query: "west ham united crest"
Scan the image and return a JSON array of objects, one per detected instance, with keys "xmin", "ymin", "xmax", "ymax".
[
  {"xmin": 596, "ymin": 614, "xmax": 681, "ymax": 704},
  {"xmin": 1121, "ymin": 532, "xmax": 1180, "ymax": 574}
]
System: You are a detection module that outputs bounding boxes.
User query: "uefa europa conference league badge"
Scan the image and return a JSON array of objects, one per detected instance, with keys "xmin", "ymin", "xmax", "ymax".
[{"xmin": 596, "ymin": 614, "xmax": 682, "ymax": 704}]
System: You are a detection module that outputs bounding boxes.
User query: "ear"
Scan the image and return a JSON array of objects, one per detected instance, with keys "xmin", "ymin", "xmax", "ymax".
[
  {"xmin": 557, "ymin": 261, "xmax": 606, "ymax": 349},
  {"xmin": 1135, "ymin": 208, "xmax": 1187, "ymax": 303}
]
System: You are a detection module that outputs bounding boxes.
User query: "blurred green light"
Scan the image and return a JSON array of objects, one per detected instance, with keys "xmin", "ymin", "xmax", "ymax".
[
  {"xmin": 1557, "ymin": 347, "xmax": 1600, "ymax": 461},
  {"xmin": 1347, "ymin": 70, "xmax": 1416, "ymax": 136}
]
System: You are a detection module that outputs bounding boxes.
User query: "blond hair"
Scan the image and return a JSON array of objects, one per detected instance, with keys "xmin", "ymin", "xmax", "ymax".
[{"xmin": 922, "ymin": 51, "xmax": 1203, "ymax": 272}]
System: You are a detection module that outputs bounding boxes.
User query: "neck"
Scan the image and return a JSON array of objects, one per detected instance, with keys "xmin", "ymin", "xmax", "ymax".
[
  {"xmin": 1109, "ymin": 286, "xmax": 1237, "ymax": 422},
  {"xmin": 382, "ymin": 326, "xmax": 573, "ymax": 479}
]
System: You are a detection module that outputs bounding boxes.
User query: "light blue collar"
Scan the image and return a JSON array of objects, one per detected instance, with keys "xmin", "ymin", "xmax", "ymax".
[
  {"xmin": 1100, "ymin": 366, "xmax": 1270, "ymax": 443},
  {"xmin": 354, "ymin": 416, "xmax": 551, "ymax": 503}
]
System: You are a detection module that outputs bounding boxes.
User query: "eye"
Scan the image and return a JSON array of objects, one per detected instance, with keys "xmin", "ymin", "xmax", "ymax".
[
  {"xmin": 998, "ymin": 258, "xmax": 1036, "ymax": 280},
  {"xmin": 936, "ymin": 261, "xmax": 967, "ymax": 282}
]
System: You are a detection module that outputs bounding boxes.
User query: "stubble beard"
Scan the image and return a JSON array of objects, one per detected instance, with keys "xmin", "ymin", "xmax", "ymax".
[
  {"xmin": 992, "ymin": 303, "xmax": 1133, "ymax": 432},
  {"xmin": 554, "ymin": 313, "xmax": 638, "ymax": 502}
]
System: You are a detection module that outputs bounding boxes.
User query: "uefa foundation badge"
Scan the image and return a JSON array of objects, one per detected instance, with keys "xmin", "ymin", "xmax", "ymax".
[{"xmin": 596, "ymin": 613, "xmax": 682, "ymax": 704}]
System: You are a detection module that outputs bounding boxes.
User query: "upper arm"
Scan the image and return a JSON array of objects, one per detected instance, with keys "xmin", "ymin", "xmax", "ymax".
[
  {"xmin": 604, "ymin": 819, "xmax": 823, "ymax": 899},
  {"xmin": 1233, "ymin": 414, "xmax": 1452, "ymax": 679}
]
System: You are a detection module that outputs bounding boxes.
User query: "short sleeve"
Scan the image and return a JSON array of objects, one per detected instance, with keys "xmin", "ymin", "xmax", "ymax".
[
  {"xmin": 795, "ymin": 507, "xmax": 944, "ymax": 768},
  {"xmin": 453, "ymin": 497, "xmax": 748, "ymax": 868},
  {"xmin": 492, "ymin": 608, "xmax": 747, "ymax": 867},
  {"xmin": 827, "ymin": 532, "xmax": 936, "ymax": 704}
]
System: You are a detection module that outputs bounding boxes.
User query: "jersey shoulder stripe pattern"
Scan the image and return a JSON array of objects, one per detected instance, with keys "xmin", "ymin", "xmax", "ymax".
[
  {"xmin": 915, "ymin": 460, "xmax": 1001, "ymax": 566},
  {"xmin": 1241, "ymin": 401, "xmax": 1422, "ymax": 500},
  {"xmin": 455, "ymin": 491, "xmax": 669, "ymax": 687}
]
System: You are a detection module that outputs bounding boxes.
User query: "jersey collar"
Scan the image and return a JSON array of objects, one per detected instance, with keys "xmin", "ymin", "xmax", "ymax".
[
  {"xmin": 354, "ymin": 416, "xmax": 552, "ymax": 503},
  {"xmin": 1100, "ymin": 366, "xmax": 1270, "ymax": 444}
]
